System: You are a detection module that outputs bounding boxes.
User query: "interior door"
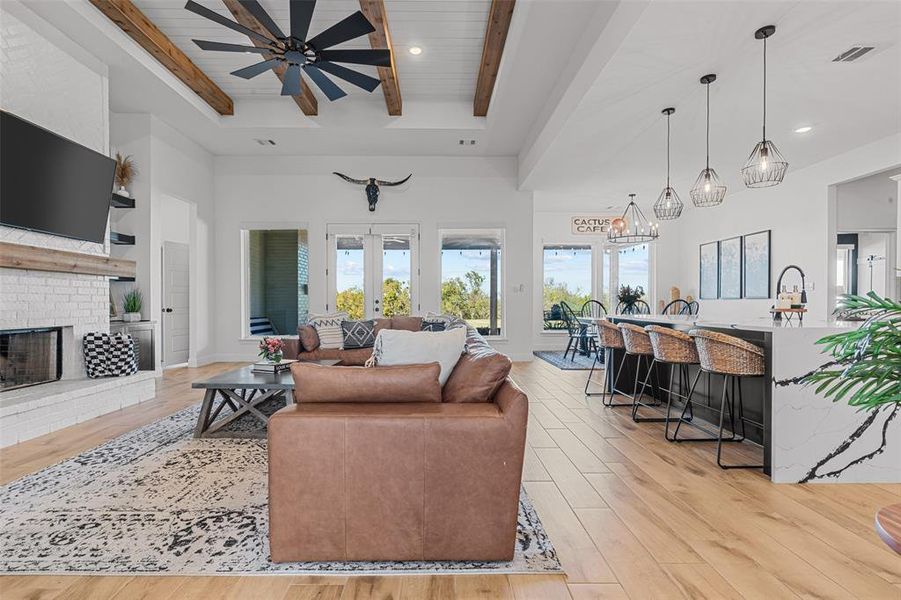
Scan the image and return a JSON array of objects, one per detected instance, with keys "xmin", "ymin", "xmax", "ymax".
[
  {"xmin": 162, "ymin": 241, "xmax": 190, "ymax": 366},
  {"xmin": 327, "ymin": 224, "xmax": 419, "ymax": 319}
]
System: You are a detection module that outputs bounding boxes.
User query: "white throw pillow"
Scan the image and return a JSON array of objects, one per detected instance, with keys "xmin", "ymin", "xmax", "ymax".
[
  {"xmin": 371, "ymin": 327, "xmax": 466, "ymax": 386},
  {"xmin": 308, "ymin": 312, "xmax": 347, "ymax": 349}
]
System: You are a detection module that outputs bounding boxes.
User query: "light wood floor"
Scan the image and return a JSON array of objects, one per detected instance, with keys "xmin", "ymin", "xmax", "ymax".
[{"xmin": 1, "ymin": 360, "xmax": 899, "ymax": 599}]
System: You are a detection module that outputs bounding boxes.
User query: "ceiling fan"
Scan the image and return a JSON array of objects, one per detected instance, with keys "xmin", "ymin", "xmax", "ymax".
[{"xmin": 185, "ymin": 0, "xmax": 391, "ymax": 101}]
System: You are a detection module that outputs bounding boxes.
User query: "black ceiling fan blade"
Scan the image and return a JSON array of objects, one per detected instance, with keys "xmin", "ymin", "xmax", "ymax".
[
  {"xmin": 306, "ymin": 11, "xmax": 374, "ymax": 51},
  {"xmin": 185, "ymin": 1, "xmax": 274, "ymax": 46},
  {"xmin": 318, "ymin": 49, "xmax": 391, "ymax": 67},
  {"xmin": 281, "ymin": 63, "xmax": 302, "ymax": 96},
  {"xmin": 314, "ymin": 61, "xmax": 380, "ymax": 92},
  {"xmin": 194, "ymin": 39, "xmax": 272, "ymax": 54},
  {"xmin": 231, "ymin": 58, "xmax": 282, "ymax": 79},
  {"xmin": 303, "ymin": 65, "xmax": 347, "ymax": 101},
  {"xmin": 290, "ymin": 0, "xmax": 317, "ymax": 42},
  {"xmin": 239, "ymin": 0, "xmax": 285, "ymax": 40}
]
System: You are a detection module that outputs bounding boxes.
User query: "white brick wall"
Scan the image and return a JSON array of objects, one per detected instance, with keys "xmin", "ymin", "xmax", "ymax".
[{"xmin": 0, "ymin": 5, "xmax": 112, "ymax": 378}]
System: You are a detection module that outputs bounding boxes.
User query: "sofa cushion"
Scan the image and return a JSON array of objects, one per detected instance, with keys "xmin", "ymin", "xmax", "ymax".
[
  {"xmin": 389, "ymin": 316, "xmax": 422, "ymax": 332},
  {"xmin": 292, "ymin": 362, "xmax": 442, "ymax": 404},
  {"xmin": 309, "ymin": 312, "xmax": 347, "ymax": 349},
  {"xmin": 371, "ymin": 327, "xmax": 466, "ymax": 386},
  {"xmin": 341, "ymin": 319, "xmax": 376, "ymax": 349},
  {"xmin": 374, "ymin": 318, "xmax": 392, "ymax": 336},
  {"xmin": 337, "ymin": 348, "xmax": 373, "ymax": 366},
  {"xmin": 298, "ymin": 325, "xmax": 321, "ymax": 352},
  {"xmin": 443, "ymin": 346, "xmax": 512, "ymax": 403}
]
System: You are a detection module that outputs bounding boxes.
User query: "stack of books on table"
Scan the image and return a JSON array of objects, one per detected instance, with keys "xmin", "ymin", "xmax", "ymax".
[{"xmin": 252, "ymin": 359, "xmax": 297, "ymax": 374}]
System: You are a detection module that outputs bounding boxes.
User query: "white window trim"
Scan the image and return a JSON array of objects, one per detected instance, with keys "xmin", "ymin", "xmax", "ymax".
[
  {"xmin": 439, "ymin": 227, "xmax": 506, "ymax": 338},
  {"xmin": 239, "ymin": 222, "xmax": 310, "ymax": 341}
]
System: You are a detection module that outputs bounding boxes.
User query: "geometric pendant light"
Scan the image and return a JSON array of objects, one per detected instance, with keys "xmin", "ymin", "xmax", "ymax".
[
  {"xmin": 609, "ymin": 194, "xmax": 659, "ymax": 244},
  {"xmin": 690, "ymin": 74, "xmax": 727, "ymax": 206},
  {"xmin": 653, "ymin": 107, "xmax": 683, "ymax": 220},
  {"xmin": 742, "ymin": 25, "xmax": 788, "ymax": 188}
]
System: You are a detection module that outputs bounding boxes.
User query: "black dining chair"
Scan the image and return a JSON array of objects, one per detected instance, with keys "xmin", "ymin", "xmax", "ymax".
[
  {"xmin": 580, "ymin": 300, "xmax": 607, "ymax": 356},
  {"xmin": 662, "ymin": 299, "xmax": 694, "ymax": 315},
  {"xmin": 616, "ymin": 299, "xmax": 651, "ymax": 315},
  {"xmin": 560, "ymin": 301, "xmax": 582, "ymax": 361}
]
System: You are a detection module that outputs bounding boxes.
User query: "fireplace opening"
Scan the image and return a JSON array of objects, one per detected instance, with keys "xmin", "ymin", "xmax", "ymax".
[{"xmin": 0, "ymin": 327, "xmax": 63, "ymax": 392}]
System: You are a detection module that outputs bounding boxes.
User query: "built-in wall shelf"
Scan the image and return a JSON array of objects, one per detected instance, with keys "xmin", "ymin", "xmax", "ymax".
[
  {"xmin": 0, "ymin": 241, "xmax": 136, "ymax": 278},
  {"xmin": 110, "ymin": 192, "xmax": 135, "ymax": 208},
  {"xmin": 110, "ymin": 231, "xmax": 135, "ymax": 246},
  {"xmin": 110, "ymin": 276, "xmax": 136, "ymax": 283}
]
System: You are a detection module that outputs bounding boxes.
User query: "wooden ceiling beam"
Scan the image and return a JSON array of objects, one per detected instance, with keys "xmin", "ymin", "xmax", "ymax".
[
  {"xmin": 221, "ymin": 0, "xmax": 318, "ymax": 116},
  {"xmin": 474, "ymin": 0, "xmax": 515, "ymax": 117},
  {"xmin": 88, "ymin": 0, "xmax": 234, "ymax": 116},
  {"xmin": 359, "ymin": 0, "xmax": 402, "ymax": 116}
]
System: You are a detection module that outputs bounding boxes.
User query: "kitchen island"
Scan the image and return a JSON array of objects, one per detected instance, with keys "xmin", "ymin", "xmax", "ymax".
[{"xmin": 594, "ymin": 314, "xmax": 900, "ymax": 483}]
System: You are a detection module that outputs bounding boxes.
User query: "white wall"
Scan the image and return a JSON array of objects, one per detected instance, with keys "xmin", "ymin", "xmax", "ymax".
[
  {"xmin": 211, "ymin": 156, "xmax": 534, "ymax": 361},
  {"xmin": 654, "ymin": 134, "xmax": 901, "ymax": 322},
  {"xmin": 0, "ymin": 3, "xmax": 111, "ymax": 379},
  {"xmin": 110, "ymin": 114, "xmax": 215, "ymax": 368},
  {"xmin": 836, "ymin": 168, "xmax": 900, "ymax": 232}
]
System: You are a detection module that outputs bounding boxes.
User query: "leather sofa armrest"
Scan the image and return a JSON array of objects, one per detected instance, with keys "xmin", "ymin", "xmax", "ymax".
[
  {"xmin": 280, "ymin": 337, "xmax": 300, "ymax": 360},
  {"xmin": 494, "ymin": 378, "xmax": 528, "ymax": 429}
]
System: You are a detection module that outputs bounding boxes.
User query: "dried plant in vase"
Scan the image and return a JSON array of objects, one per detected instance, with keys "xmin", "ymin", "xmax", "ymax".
[{"xmin": 114, "ymin": 152, "xmax": 138, "ymax": 197}]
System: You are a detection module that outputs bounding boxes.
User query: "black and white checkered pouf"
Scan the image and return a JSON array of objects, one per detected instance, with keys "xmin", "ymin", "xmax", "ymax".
[{"xmin": 83, "ymin": 332, "xmax": 139, "ymax": 378}]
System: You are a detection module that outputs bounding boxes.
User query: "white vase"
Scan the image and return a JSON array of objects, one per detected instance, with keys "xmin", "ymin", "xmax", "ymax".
[
  {"xmin": 123, "ymin": 312, "xmax": 141, "ymax": 322},
  {"xmin": 117, "ymin": 186, "xmax": 130, "ymax": 198}
]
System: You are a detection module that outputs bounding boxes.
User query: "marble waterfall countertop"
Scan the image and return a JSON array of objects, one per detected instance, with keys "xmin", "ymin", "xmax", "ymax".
[{"xmin": 590, "ymin": 314, "xmax": 900, "ymax": 484}]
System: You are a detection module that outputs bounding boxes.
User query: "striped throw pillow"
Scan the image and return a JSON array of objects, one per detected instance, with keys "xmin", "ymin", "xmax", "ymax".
[{"xmin": 309, "ymin": 312, "xmax": 347, "ymax": 349}]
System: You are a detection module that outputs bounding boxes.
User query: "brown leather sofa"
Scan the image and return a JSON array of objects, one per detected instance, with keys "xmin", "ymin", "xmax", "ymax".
[
  {"xmin": 280, "ymin": 316, "xmax": 423, "ymax": 366},
  {"xmin": 268, "ymin": 327, "xmax": 527, "ymax": 563}
]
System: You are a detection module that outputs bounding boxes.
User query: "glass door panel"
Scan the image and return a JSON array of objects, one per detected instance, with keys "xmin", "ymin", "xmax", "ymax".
[
  {"xmin": 380, "ymin": 234, "xmax": 413, "ymax": 317},
  {"xmin": 334, "ymin": 234, "xmax": 367, "ymax": 319}
]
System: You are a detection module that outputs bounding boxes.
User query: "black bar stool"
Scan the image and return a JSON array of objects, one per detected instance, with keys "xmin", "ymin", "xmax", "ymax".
[
  {"xmin": 690, "ymin": 329, "xmax": 766, "ymax": 470},
  {"xmin": 618, "ymin": 323, "xmax": 662, "ymax": 421},
  {"xmin": 644, "ymin": 325, "xmax": 708, "ymax": 440}
]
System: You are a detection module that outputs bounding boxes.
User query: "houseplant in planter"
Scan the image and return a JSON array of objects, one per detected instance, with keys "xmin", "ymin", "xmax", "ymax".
[
  {"xmin": 122, "ymin": 288, "xmax": 143, "ymax": 322},
  {"xmin": 114, "ymin": 152, "xmax": 138, "ymax": 197},
  {"xmin": 617, "ymin": 285, "xmax": 645, "ymax": 313},
  {"xmin": 800, "ymin": 291, "xmax": 900, "ymax": 482}
]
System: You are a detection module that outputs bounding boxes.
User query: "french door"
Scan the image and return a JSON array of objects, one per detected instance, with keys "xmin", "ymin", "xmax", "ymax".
[{"xmin": 326, "ymin": 223, "xmax": 419, "ymax": 319}]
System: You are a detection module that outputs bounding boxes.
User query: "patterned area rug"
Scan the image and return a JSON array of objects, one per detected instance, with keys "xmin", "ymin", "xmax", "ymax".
[
  {"xmin": 0, "ymin": 402, "xmax": 561, "ymax": 575},
  {"xmin": 533, "ymin": 350, "xmax": 599, "ymax": 371}
]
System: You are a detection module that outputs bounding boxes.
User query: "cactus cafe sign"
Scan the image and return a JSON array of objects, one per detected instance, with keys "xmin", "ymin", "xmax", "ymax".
[{"xmin": 571, "ymin": 216, "xmax": 614, "ymax": 235}]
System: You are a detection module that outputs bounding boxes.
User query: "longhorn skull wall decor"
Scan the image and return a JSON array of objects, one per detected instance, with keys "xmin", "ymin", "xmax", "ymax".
[{"xmin": 333, "ymin": 172, "xmax": 412, "ymax": 211}]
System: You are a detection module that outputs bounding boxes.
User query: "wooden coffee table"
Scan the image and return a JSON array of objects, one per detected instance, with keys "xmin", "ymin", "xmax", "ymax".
[{"xmin": 191, "ymin": 361, "xmax": 339, "ymax": 438}]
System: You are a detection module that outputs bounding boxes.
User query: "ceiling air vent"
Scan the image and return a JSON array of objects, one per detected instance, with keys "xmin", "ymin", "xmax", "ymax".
[
  {"xmin": 254, "ymin": 139, "xmax": 276, "ymax": 146},
  {"xmin": 832, "ymin": 46, "xmax": 875, "ymax": 62}
]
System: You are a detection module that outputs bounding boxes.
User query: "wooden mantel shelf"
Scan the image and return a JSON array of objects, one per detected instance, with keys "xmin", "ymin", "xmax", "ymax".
[{"xmin": 0, "ymin": 241, "xmax": 136, "ymax": 278}]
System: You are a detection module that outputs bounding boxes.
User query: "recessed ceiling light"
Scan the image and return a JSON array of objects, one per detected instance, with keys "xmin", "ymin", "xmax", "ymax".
[
  {"xmin": 409, "ymin": 46, "xmax": 422, "ymax": 55},
  {"xmin": 794, "ymin": 126, "xmax": 813, "ymax": 134}
]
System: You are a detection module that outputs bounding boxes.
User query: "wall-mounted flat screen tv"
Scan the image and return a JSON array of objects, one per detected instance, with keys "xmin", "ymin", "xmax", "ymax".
[{"xmin": 1, "ymin": 110, "xmax": 115, "ymax": 244}]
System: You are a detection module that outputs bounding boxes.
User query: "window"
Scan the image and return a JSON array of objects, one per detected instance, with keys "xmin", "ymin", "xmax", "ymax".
[
  {"xmin": 601, "ymin": 248, "xmax": 612, "ymax": 310},
  {"xmin": 440, "ymin": 229, "xmax": 503, "ymax": 336},
  {"xmin": 617, "ymin": 243, "xmax": 650, "ymax": 306},
  {"xmin": 542, "ymin": 244, "xmax": 592, "ymax": 330},
  {"xmin": 244, "ymin": 228, "xmax": 309, "ymax": 336}
]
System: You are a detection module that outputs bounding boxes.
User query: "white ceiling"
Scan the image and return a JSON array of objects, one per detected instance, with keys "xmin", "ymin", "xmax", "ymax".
[
  {"xmin": 16, "ymin": 0, "xmax": 899, "ymax": 180},
  {"xmin": 520, "ymin": 1, "xmax": 901, "ymax": 205},
  {"xmin": 133, "ymin": 0, "xmax": 492, "ymax": 101}
]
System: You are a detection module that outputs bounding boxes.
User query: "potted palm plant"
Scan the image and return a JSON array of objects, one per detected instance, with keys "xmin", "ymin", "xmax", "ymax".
[
  {"xmin": 799, "ymin": 291, "xmax": 900, "ymax": 482},
  {"xmin": 122, "ymin": 288, "xmax": 143, "ymax": 322}
]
